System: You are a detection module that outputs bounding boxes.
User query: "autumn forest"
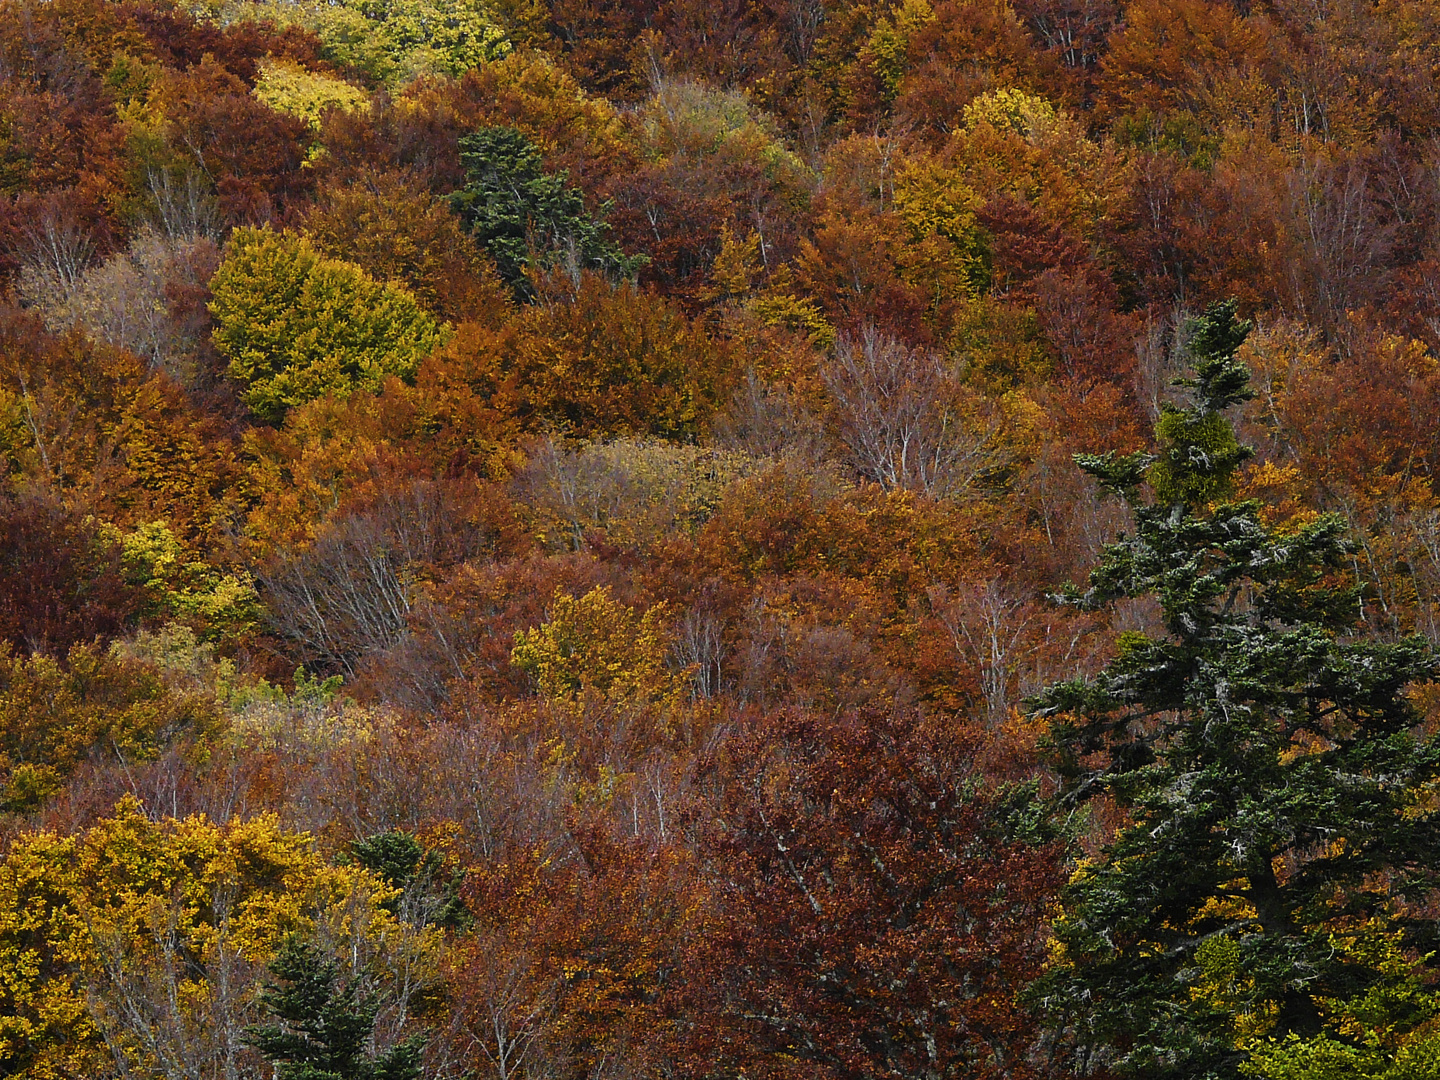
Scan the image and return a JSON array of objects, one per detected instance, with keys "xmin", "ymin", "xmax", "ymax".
[{"xmin": 2, "ymin": 0, "xmax": 1440, "ymax": 1077}]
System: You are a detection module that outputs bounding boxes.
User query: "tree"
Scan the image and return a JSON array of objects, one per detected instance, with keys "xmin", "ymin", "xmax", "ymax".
[
  {"xmin": 303, "ymin": 170, "xmax": 511, "ymax": 323},
  {"xmin": 350, "ymin": 829, "xmax": 468, "ymax": 929},
  {"xmin": 247, "ymin": 0, "xmax": 512, "ymax": 86},
  {"xmin": 449, "ymin": 126, "xmax": 644, "ymax": 296},
  {"xmin": 0, "ymin": 493, "xmax": 143, "ymax": 654},
  {"xmin": 511, "ymin": 585, "xmax": 679, "ymax": 709},
  {"xmin": 0, "ymin": 798, "xmax": 405, "ymax": 1080},
  {"xmin": 427, "ymin": 272, "xmax": 730, "ymax": 440},
  {"xmin": 0, "ymin": 641, "xmax": 218, "ymax": 812},
  {"xmin": 247, "ymin": 935, "xmax": 425, "ymax": 1080},
  {"xmin": 1031, "ymin": 301, "xmax": 1440, "ymax": 1079},
  {"xmin": 253, "ymin": 58, "xmax": 371, "ymax": 129},
  {"xmin": 150, "ymin": 55, "xmax": 315, "ymax": 225},
  {"xmin": 209, "ymin": 226, "xmax": 448, "ymax": 422},
  {"xmin": 820, "ymin": 325, "xmax": 1037, "ymax": 498},
  {"xmin": 449, "ymin": 830, "xmax": 691, "ymax": 1080},
  {"xmin": 671, "ymin": 706, "xmax": 1063, "ymax": 1080}
]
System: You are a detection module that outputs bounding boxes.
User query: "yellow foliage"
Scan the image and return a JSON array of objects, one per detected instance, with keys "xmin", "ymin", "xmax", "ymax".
[
  {"xmin": 948, "ymin": 93, "xmax": 1126, "ymax": 244},
  {"xmin": 210, "ymin": 226, "xmax": 449, "ymax": 423},
  {"xmin": 963, "ymin": 86, "xmax": 1058, "ymax": 136},
  {"xmin": 399, "ymin": 49, "xmax": 628, "ymax": 166},
  {"xmin": 205, "ymin": 0, "xmax": 511, "ymax": 85},
  {"xmin": 893, "ymin": 157, "xmax": 985, "ymax": 299},
  {"xmin": 1188, "ymin": 933, "xmax": 1278, "ymax": 1041},
  {"xmin": 1237, "ymin": 319, "xmax": 1328, "ymax": 426},
  {"xmin": 748, "ymin": 267, "xmax": 838, "ymax": 349},
  {"xmin": 0, "ymin": 645, "xmax": 219, "ymax": 813},
  {"xmin": 511, "ymin": 586, "xmax": 681, "ymax": 708},
  {"xmin": 0, "ymin": 798, "xmax": 409, "ymax": 1079},
  {"xmin": 864, "ymin": 0, "xmax": 938, "ymax": 97},
  {"xmin": 707, "ymin": 227, "xmax": 762, "ymax": 301},
  {"xmin": 95, "ymin": 519, "xmax": 261, "ymax": 638},
  {"xmin": 253, "ymin": 58, "xmax": 369, "ymax": 129}
]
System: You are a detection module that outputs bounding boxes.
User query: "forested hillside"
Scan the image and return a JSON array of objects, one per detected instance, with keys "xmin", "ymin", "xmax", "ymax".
[{"xmin": 3, "ymin": 0, "xmax": 1440, "ymax": 1077}]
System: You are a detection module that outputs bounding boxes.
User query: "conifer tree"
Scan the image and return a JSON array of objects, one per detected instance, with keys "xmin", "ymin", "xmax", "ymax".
[
  {"xmin": 1032, "ymin": 301, "xmax": 1440, "ymax": 1079},
  {"xmin": 449, "ymin": 126, "xmax": 644, "ymax": 295},
  {"xmin": 246, "ymin": 936, "xmax": 424, "ymax": 1080}
]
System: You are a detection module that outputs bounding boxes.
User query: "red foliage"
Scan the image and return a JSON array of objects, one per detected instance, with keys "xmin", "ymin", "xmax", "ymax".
[
  {"xmin": 0, "ymin": 492, "xmax": 142, "ymax": 654},
  {"xmin": 153, "ymin": 57, "xmax": 313, "ymax": 226},
  {"xmin": 669, "ymin": 706, "xmax": 1063, "ymax": 1079}
]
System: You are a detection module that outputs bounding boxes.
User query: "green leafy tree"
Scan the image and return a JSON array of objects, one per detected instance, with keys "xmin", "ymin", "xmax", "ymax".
[
  {"xmin": 210, "ymin": 226, "xmax": 448, "ymax": 422},
  {"xmin": 247, "ymin": 936, "xmax": 424, "ymax": 1080},
  {"xmin": 1030, "ymin": 301, "xmax": 1440, "ymax": 1080},
  {"xmin": 449, "ymin": 126, "xmax": 644, "ymax": 296}
]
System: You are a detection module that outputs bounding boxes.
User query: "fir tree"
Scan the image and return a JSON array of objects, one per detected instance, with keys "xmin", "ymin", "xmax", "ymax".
[
  {"xmin": 246, "ymin": 936, "xmax": 424, "ymax": 1080},
  {"xmin": 449, "ymin": 125, "xmax": 644, "ymax": 296},
  {"xmin": 1031, "ymin": 301, "xmax": 1440, "ymax": 1079},
  {"xmin": 349, "ymin": 829, "xmax": 469, "ymax": 930}
]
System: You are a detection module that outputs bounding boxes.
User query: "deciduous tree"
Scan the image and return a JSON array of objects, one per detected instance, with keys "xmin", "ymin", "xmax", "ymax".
[{"xmin": 209, "ymin": 226, "xmax": 447, "ymax": 422}]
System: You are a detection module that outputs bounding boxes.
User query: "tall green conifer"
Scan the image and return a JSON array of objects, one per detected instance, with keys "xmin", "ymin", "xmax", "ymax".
[
  {"xmin": 1032, "ymin": 302, "xmax": 1440, "ymax": 1079},
  {"xmin": 449, "ymin": 126, "xmax": 643, "ymax": 296}
]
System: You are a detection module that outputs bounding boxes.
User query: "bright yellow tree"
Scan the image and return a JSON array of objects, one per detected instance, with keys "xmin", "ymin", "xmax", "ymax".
[
  {"xmin": 210, "ymin": 227, "xmax": 448, "ymax": 423},
  {"xmin": 0, "ymin": 798, "xmax": 420, "ymax": 1079}
]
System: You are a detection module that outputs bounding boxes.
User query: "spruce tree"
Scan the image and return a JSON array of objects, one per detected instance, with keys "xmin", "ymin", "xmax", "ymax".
[
  {"xmin": 246, "ymin": 936, "xmax": 424, "ymax": 1080},
  {"xmin": 349, "ymin": 829, "xmax": 468, "ymax": 929},
  {"xmin": 1032, "ymin": 301, "xmax": 1440, "ymax": 1079}
]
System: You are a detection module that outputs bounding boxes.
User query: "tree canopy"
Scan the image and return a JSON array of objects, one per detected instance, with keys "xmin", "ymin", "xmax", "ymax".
[
  {"xmin": 1, "ymin": 0, "xmax": 1440, "ymax": 1078},
  {"xmin": 210, "ymin": 226, "xmax": 448, "ymax": 422}
]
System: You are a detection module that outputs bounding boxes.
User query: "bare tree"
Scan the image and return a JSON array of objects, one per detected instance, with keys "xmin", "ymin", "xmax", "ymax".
[
  {"xmin": 672, "ymin": 605, "xmax": 727, "ymax": 700},
  {"xmin": 516, "ymin": 436, "xmax": 758, "ymax": 549},
  {"xmin": 712, "ymin": 368, "xmax": 828, "ymax": 463},
  {"xmin": 822, "ymin": 326, "xmax": 1014, "ymax": 497},
  {"xmin": 148, "ymin": 168, "xmax": 222, "ymax": 243},
  {"xmin": 930, "ymin": 580, "xmax": 1041, "ymax": 727},
  {"xmin": 1013, "ymin": 0, "xmax": 1118, "ymax": 69},
  {"xmin": 262, "ymin": 515, "xmax": 414, "ymax": 676},
  {"xmin": 261, "ymin": 478, "xmax": 495, "ymax": 676},
  {"xmin": 448, "ymin": 934, "xmax": 560, "ymax": 1080},
  {"xmin": 12, "ymin": 197, "xmax": 98, "ymax": 300},
  {"xmin": 24, "ymin": 228, "xmax": 222, "ymax": 383},
  {"xmin": 83, "ymin": 886, "xmax": 265, "ymax": 1080},
  {"xmin": 1287, "ymin": 156, "xmax": 1394, "ymax": 333},
  {"xmin": 931, "ymin": 579, "xmax": 1102, "ymax": 725}
]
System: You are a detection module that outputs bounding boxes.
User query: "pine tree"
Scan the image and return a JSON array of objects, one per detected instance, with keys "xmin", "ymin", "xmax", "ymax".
[
  {"xmin": 246, "ymin": 936, "xmax": 424, "ymax": 1080},
  {"xmin": 1031, "ymin": 301, "xmax": 1440, "ymax": 1079}
]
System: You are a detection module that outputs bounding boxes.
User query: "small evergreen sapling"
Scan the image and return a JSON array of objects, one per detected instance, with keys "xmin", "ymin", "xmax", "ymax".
[{"xmin": 1031, "ymin": 301, "xmax": 1440, "ymax": 1079}]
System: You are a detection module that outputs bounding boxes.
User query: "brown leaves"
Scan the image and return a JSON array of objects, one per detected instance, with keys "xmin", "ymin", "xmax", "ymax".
[
  {"xmin": 428, "ymin": 273, "xmax": 734, "ymax": 442},
  {"xmin": 669, "ymin": 706, "xmax": 1063, "ymax": 1080}
]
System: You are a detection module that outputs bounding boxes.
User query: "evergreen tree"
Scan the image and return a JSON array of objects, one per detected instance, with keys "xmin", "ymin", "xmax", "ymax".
[
  {"xmin": 246, "ymin": 936, "xmax": 424, "ymax": 1080},
  {"xmin": 1031, "ymin": 301, "xmax": 1440, "ymax": 1079},
  {"xmin": 349, "ymin": 829, "xmax": 469, "ymax": 929},
  {"xmin": 449, "ymin": 125, "xmax": 644, "ymax": 296}
]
